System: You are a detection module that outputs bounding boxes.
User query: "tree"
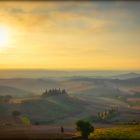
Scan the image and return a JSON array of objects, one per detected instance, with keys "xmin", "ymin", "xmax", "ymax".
[{"xmin": 76, "ymin": 120, "xmax": 94, "ymax": 140}]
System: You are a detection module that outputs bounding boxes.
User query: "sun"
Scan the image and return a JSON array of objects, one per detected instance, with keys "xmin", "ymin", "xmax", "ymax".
[{"xmin": 0, "ymin": 26, "xmax": 11, "ymax": 48}]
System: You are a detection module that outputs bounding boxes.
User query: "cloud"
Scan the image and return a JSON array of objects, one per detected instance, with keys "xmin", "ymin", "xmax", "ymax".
[
  {"xmin": 0, "ymin": 2, "xmax": 140, "ymax": 70},
  {"xmin": 0, "ymin": 2, "xmax": 112, "ymax": 34},
  {"xmin": 0, "ymin": 2, "xmax": 139, "ymax": 36}
]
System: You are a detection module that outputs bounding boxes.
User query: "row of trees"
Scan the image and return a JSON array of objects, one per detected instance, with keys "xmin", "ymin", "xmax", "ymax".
[
  {"xmin": 97, "ymin": 107, "xmax": 119, "ymax": 121},
  {"xmin": 84, "ymin": 106, "xmax": 119, "ymax": 123},
  {"xmin": 42, "ymin": 88, "xmax": 67, "ymax": 97}
]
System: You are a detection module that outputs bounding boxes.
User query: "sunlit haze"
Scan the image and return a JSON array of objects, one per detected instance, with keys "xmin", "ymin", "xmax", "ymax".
[
  {"xmin": 0, "ymin": 1, "xmax": 140, "ymax": 70},
  {"xmin": 0, "ymin": 25, "xmax": 11, "ymax": 48}
]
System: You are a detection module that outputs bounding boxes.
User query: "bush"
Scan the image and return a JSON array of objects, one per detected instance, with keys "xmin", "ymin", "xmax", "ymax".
[{"xmin": 21, "ymin": 116, "xmax": 31, "ymax": 126}]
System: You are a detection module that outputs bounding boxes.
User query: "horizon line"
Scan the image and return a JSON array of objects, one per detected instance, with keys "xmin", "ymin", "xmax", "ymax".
[{"xmin": 0, "ymin": 69, "xmax": 140, "ymax": 72}]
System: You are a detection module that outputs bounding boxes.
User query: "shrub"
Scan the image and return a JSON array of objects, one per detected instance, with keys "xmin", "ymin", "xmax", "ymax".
[{"xmin": 21, "ymin": 116, "xmax": 31, "ymax": 126}]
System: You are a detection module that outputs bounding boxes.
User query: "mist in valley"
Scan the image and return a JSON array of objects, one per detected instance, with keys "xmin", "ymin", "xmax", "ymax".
[{"xmin": 0, "ymin": 70, "xmax": 140, "ymax": 126}]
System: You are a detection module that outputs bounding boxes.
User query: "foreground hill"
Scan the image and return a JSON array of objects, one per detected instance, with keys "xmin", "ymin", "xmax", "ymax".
[
  {"xmin": 1, "ymin": 93, "xmax": 139, "ymax": 126},
  {"xmin": 20, "ymin": 94, "xmax": 87, "ymax": 124},
  {"xmin": 0, "ymin": 92, "xmax": 89, "ymax": 125}
]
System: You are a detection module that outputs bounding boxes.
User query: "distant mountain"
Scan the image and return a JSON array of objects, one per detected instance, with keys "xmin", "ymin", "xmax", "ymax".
[
  {"xmin": 111, "ymin": 72, "xmax": 140, "ymax": 79},
  {"xmin": 112, "ymin": 76, "xmax": 140, "ymax": 86},
  {"xmin": 0, "ymin": 85, "xmax": 34, "ymax": 98}
]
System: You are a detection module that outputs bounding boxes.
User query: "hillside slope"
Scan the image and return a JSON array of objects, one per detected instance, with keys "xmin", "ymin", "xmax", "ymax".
[{"xmin": 0, "ymin": 85, "xmax": 34, "ymax": 98}]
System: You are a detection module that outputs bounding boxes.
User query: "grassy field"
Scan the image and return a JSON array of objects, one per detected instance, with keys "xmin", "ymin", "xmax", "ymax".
[{"xmin": 89, "ymin": 125, "xmax": 140, "ymax": 140}]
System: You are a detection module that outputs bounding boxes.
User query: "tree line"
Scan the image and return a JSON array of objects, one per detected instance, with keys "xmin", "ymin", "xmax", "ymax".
[
  {"xmin": 97, "ymin": 106, "xmax": 119, "ymax": 121},
  {"xmin": 84, "ymin": 106, "xmax": 119, "ymax": 123},
  {"xmin": 42, "ymin": 88, "xmax": 67, "ymax": 97}
]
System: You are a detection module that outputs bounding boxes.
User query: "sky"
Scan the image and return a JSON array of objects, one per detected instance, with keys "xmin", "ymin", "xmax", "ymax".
[{"xmin": 0, "ymin": 1, "xmax": 140, "ymax": 70}]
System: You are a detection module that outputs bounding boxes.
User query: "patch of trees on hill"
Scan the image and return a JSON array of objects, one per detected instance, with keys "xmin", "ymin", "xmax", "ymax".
[
  {"xmin": 97, "ymin": 107, "xmax": 119, "ymax": 121},
  {"xmin": 85, "ymin": 106, "xmax": 119, "ymax": 123},
  {"xmin": 42, "ymin": 88, "xmax": 67, "ymax": 97}
]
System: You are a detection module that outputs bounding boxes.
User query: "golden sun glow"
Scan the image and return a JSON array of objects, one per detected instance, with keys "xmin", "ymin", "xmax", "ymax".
[
  {"xmin": 0, "ymin": 2, "xmax": 140, "ymax": 70},
  {"xmin": 0, "ymin": 26, "xmax": 11, "ymax": 48}
]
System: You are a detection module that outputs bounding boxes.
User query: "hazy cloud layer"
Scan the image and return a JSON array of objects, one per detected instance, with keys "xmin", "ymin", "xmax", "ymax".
[{"xmin": 0, "ymin": 1, "xmax": 140, "ymax": 70}]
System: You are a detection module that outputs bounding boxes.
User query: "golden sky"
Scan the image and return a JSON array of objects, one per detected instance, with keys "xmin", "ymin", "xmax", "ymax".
[{"xmin": 0, "ymin": 1, "xmax": 140, "ymax": 70}]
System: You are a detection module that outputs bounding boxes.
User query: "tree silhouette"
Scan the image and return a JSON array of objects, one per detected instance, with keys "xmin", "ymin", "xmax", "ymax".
[
  {"xmin": 42, "ymin": 88, "xmax": 67, "ymax": 97},
  {"xmin": 76, "ymin": 120, "xmax": 94, "ymax": 140}
]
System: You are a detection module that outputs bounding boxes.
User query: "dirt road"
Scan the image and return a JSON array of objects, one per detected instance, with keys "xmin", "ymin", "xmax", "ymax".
[{"xmin": 0, "ymin": 126, "xmax": 77, "ymax": 140}]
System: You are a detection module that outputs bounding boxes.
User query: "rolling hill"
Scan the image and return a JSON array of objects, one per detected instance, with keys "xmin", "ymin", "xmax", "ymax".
[
  {"xmin": 110, "ymin": 72, "xmax": 140, "ymax": 80},
  {"xmin": 0, "ymin": 74, "xmax": 140, "ymax": 125},
  {"xmin": 0, "ymin": 85, "xmax": 34, "ymax": 98},
  {"xmin": 0, "ymin": 78, "xmax": 61, "ymax": 94},
  {"xmin": 0, "ymin": 93, "xmax": 89, "ymax": 125}
]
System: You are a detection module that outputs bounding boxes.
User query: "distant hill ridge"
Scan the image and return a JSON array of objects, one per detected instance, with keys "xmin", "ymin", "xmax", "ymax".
[{"xmin": 111, "ymin": 72, "xmax": 140, "ymax": 79}]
